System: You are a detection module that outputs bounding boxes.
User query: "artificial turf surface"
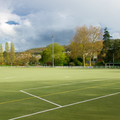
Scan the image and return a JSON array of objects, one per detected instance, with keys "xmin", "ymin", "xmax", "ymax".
[{"xmin": 0, "ymin": 67, "xmax": 120, "ymax": 120}]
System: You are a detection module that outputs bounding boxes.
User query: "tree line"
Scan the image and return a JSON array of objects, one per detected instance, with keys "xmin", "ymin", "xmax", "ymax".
[
  {"xmin": 0, "ymin": 25, "xmax": 120, "ymax": 66},
  {"xmin": 40, "ymin": 25, "xmax": 120, "ymax": 66}
]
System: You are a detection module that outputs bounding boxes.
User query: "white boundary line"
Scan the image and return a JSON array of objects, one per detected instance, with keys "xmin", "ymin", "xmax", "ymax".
[
  {"xmin": 20, "ymin": 90, "xmax": 62, "ymax": 107},
  {"xmin": 9, "ymin": 91, "xmax": 120, "ymax": 120},
  {"xmin": 22, "ymin": 77, "xmax": 120, "ymax": 91}
]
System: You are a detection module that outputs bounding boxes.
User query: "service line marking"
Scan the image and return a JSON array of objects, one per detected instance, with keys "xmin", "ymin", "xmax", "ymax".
[
  {"xmin": 20, "ymin": 90, "xmax": 62, "ymax": 107},
  {"xmin": 9, "ymin": 91, "xmax": 120, "ymax": 120}
]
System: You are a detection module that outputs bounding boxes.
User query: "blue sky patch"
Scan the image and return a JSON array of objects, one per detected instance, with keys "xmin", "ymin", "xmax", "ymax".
[{"xmin": 5, "ymin": 21, "xmax": 19, "ymax": 25}]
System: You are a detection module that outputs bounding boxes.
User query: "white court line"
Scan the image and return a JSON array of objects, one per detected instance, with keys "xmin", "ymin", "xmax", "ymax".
[
  {"xmin": 4, "ymin": 77, "xmax": 14, "ymax": 79},
  {"xmin": 0, "ymin": 77, "xmax": 14, "ymax": 80},
  {"xmin": 20, "ymin": 90, "xmax": 62, "ymax": 107},
  {"xmin": 9, "ymin": 91, "xmax": 120, "ymax": 120},
  {"xmin": 22, "ymin": 77, "xmax": 120, "ymax": 91}
]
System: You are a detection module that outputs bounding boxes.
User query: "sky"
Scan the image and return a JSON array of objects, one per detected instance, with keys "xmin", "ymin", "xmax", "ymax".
[{"xmin": 0, "ymin": 0, "xmax": 120, "ymax": 51}]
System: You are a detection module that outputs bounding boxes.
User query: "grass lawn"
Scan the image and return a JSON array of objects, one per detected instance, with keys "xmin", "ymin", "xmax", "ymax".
[{"xmin": 0, "ymin": 67, "xmax": 120, "ymax": 120}]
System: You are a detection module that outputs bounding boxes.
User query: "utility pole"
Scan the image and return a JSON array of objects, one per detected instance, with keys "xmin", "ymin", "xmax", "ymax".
[{"xmin": 52, "ymin": 35, "xmax": 54, "ymax": 67}]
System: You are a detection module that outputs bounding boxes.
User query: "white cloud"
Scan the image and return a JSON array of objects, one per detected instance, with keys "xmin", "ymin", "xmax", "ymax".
[
  {"xmin": 0, "ymin": 0, "xmax": 120, "ymax": 51},
  {"xmin": 21, "ymin": 39, "xmax": 27, "ymax": 44},
  {"xmin": 111, "ymin": 32, "xmax": 120, "ymax": 39}
]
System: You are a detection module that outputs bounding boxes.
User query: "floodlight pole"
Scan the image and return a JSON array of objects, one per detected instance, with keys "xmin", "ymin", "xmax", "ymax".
[
  {"xmin": 52, "ymin": 35, "xmax": 54, "ymax": 67},
  {"xmin": 112, "ymin": 40, "xmax": 114, "ymax": 66}
]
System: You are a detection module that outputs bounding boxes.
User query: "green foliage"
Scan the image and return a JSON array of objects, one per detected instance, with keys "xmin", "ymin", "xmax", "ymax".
[
  {"xmin": 77, "ymin": 61, "xmax": 82, "ymax": 66},
  {"xmin": 102, "ymin": 27, "xmax": 113, "ymax": 62},
  {"xmin": 96, "ymin": 61, "xmax": 105, "ymax": 66},
  {"xmin": 63, "ymin": 55, "xmax": 70, "ymax": 66},
  {"xmin": 103, "ymin": 27, "xmax": 112, "ymax": 41},
  {"xmin": 91, "ymin": 63, "xmax": 95, "ymax": 66},
  {"xmin": 85, "ymin": 63, "xmax": 89, "ymax": 66},
  {"xmin": 46, "ymin": 43, "xmax": 65, "ymax": 55},
  {"xmin": 94, "ymin": 58, "xmax": 97, "ymax": 61},
  {"xmin": 5, "ymin": 42, "xmax": 9, "ymax": 64},
  {"xmin": 74, "ymin": 59, "xmax": 82, "ymax": 66},
  {"xmin": 10, "ymin": 42, "xmax": 15, "ymax": 66},
  {"xmin": 55, "ymin": 53, "xmax": 67, "ymax": 66},
  {"xmin": 0, "ymin": 43, "xmax": 3, "ymax": 64},
  {"xmin": 40, "ymin": 43, "xmax": 68, "ymax": 66},
  {"xmin": 69, "ymin": 62, "xmax": 75, "ymax": 66},
  {"xmin": 85, "ymin": 57, "xmax": 89, "ymax": 61},
  {"xmin": 30, "ymin": 56, "xmax": 38, "ymax": 65},
  {"xmin": 39, "ymin": 49, "xmax": 52, "ymax": 64}
]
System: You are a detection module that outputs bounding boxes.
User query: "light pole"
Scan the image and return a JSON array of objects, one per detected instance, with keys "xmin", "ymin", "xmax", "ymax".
[
  {"xmin": 52, "ymin": 35, "xmax": 54, "ymax": 67},
  {"xmin": 112, "ymin": 41, "xmax": 114, "ymax": 66}
]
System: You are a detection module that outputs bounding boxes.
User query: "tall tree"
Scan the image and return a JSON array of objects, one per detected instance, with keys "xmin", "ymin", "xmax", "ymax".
[
  {"xmin": 70, "ymin": 25, "xmax": 103, "ymax": 66},
  {"xmin": 112, "ymin": 39, "xmax": 119, "ymax": 62},
  {"xmin": 5, "ymin": 42, "xmax": 9, "ymax": 64},
  {"xmin": 71, "ymin": 25, "xmax": 90, "ymax": 66},
  {"xmin": 10, "ymin": 42, "xmax": 15, "ymax": 66},
  {"xmin": 88, "ymin": 26, "xmax": 103, "ymax": 66},
  {"xmin": 0, "ymin": 43, "xmax": 3, "ymax": 64},
  {"xmin": 102, "ymin": 28, "xmax": 112, "ymax": 53},
  {"xmin": 108, "ymin": 39, "xmax": 120, "ymax": 62}
]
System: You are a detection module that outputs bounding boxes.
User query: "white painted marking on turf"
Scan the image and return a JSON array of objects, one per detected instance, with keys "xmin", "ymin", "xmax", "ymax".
[
  {"xmin": 9, "ymin": 107, "xmax": 61, "ymax": 120},
  {"xmin": 9, "ymin": 91, "xmax": 120, "ymax": 120},
  {"xmin": 4, "ymin": 77, "xmax": 14, "ymax": 79},
  {"xmin": 22, "ymin": 77, "xmax": 120, "ymax": 91},
  {"xmin": 20, "ymin": 90, "xmax": 62, "ymax": 107},
  {"xmin": 22, "ymin": 79, "xmax": 104, "ymax": 90},
  {"xmin": 0, "ymin": 77, "xmax": 14, "ymax": 80}
]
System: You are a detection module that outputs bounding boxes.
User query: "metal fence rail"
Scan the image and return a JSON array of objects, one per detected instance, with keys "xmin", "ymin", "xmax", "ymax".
[{"xmin": 0, "ymin": 66, "xmax": 120, "ymax": 69}]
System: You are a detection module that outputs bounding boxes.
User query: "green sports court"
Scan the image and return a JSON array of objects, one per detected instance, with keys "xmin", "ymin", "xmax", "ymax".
[{"xmin": 0, "ymin": 67, "xmax": 120, "ymax": 120}]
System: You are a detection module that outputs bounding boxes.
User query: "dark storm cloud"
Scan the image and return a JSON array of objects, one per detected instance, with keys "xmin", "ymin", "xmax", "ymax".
[
  {"xmin": 14, "ymin": 29, "xmax": 75, "ymax": 51},
  {"xmin": 37, "ymin": 29, "xmax": 75, "ymax": 45}
]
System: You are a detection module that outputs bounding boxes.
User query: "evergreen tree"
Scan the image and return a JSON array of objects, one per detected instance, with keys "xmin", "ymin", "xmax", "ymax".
[
  {"xmin": 5, "ymin": 42, "xmax": 9, "ymax": 64},
  {"xmin": 102, "ymin": 27, "xmax": 112, "ymax": 53},
  {"xmin": 0, "ymin": 43, "xmax": 3, "ymax": 64},
  {"xmin": 10, "ymin": 42, "xmax": 15, "ymax": 66},
  {"xmin": 102, "ymin": 27, "xmax": 112, "ymax": 62}
]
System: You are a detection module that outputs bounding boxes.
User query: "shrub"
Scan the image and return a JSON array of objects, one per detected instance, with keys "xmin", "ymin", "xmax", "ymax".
[
  {"xmin": 74, "ymin": 59, "xmax": 82, "ymax": 66},
  {"xmin": 94, "ymin": 58, "xmax": 97, "ymax": 61},
  {"xmin": 77, "ymin": 61, "xmax": 82, "ymax": 66},
  {"xmin": 91, "ymin": 63, "xmax": 95, "ymax": 66},
  {"xmin": 69, "ymin": 62, "xmax": 75, "ymax": 66},
  {"xmin": 85, "ymin": 63, "xmax": 89, "ymax": 66},
  {"xmin": 46, "ymin": 61, "xmax": 52, "ymax": 66},
  {"xmin": 25, "ymin": 63, "xmax": 29, "ymax": 66},
  {"xmin": 96, "ymin": 61, "xmax": 105, "ymax": 66},
  {"xmin": 2, "ymin": 62, "xmax": 5, "ymax": 65}
]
